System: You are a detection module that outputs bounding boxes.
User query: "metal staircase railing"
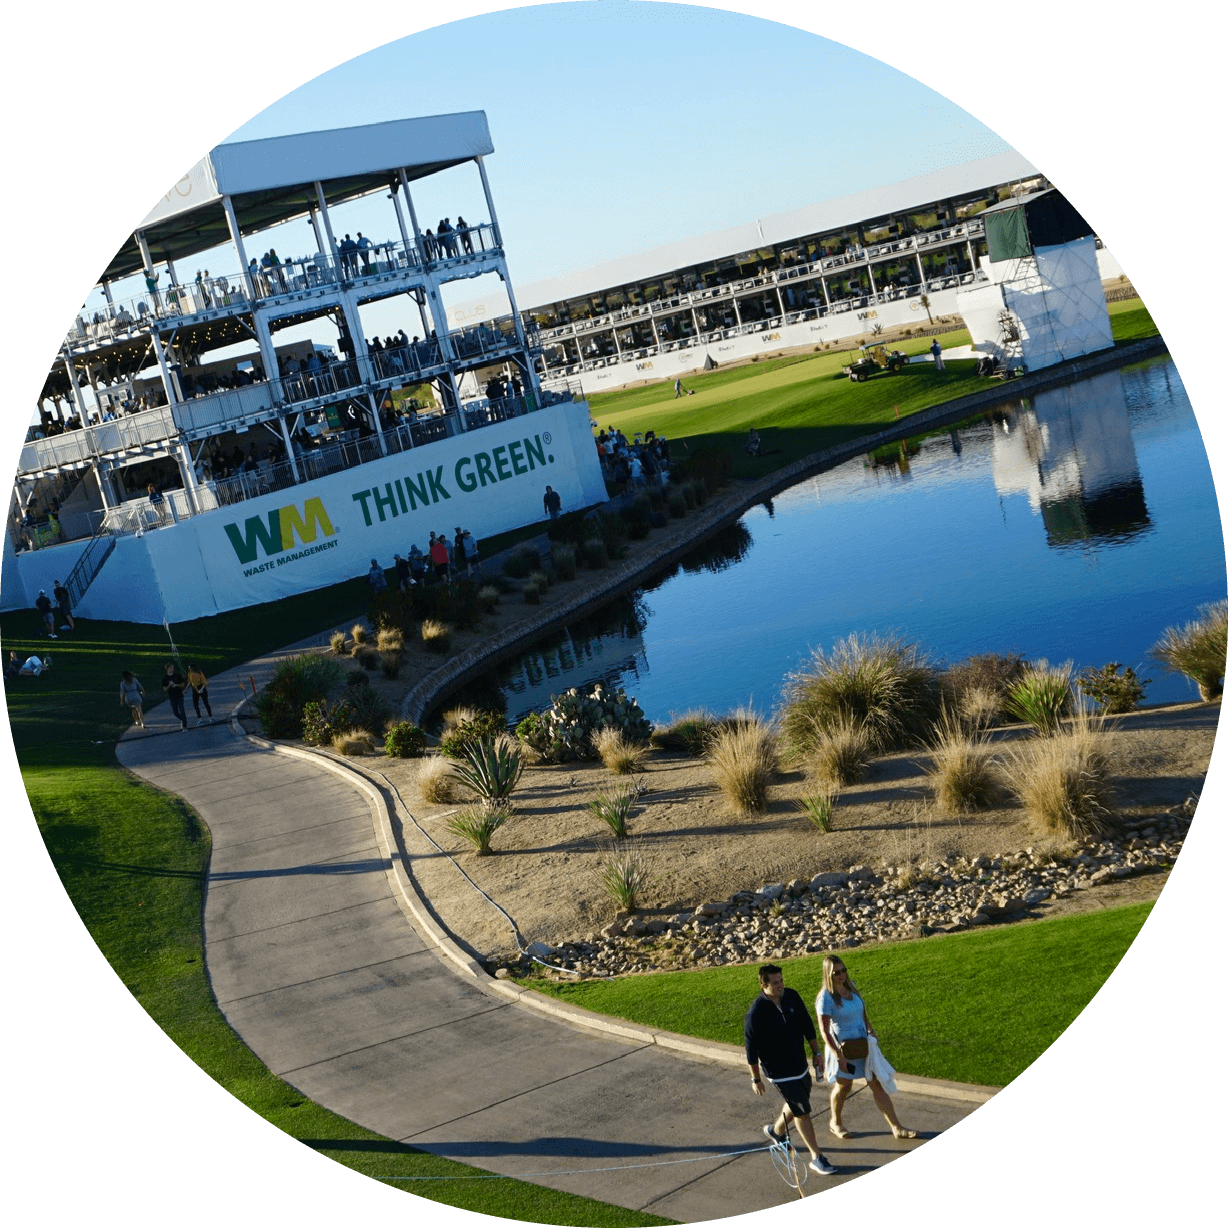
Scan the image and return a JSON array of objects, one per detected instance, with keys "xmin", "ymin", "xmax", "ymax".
[{"xmin": 64, "ymin": 527, "xmax": 116, "ymax": 607}]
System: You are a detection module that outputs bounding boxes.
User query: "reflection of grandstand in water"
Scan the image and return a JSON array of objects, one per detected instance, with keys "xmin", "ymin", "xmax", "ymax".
[
  {"xmin": 990, "ymin": 368, "xmax": 1151, "ymax": 548},
  {"xmin": 500, "ymin": 624, "xmax": 648, "ymax": 722}
]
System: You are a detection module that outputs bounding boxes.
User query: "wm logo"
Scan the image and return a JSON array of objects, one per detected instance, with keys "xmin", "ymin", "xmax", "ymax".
[{"xmin": 224, "ymin": 497, "xmax": 336, "ymax": 564}]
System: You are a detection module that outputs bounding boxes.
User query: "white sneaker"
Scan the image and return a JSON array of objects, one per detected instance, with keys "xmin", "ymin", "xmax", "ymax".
[{"xmin": 809, "ymin": 1155, "xmax": 837, "ymax": 1176}]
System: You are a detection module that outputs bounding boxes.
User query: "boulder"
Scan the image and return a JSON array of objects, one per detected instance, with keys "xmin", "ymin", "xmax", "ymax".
[
  {"xmin": 811, "ymin": 871, "xmax": 849, "ymax": 890},
  {"xmin": 757, "ymin": 882, "xmax": 786, "ymax": 901}
]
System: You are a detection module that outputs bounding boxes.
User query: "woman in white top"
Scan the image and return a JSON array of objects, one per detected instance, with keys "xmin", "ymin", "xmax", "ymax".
[{"xmin": 816, "ymin": 955, "xmax": 917, "ymax": 1141}]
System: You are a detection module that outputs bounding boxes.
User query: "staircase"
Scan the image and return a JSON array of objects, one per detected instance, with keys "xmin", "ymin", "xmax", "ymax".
[{"xmin": 64, "ymin": 528, "xmax": 116, "ymax": 607}]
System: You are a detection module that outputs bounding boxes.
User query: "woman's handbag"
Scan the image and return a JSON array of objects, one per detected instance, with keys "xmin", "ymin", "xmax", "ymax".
[{"xmin": 841, "ymin": 1037, "xmax": 869, "ymax": 1060}]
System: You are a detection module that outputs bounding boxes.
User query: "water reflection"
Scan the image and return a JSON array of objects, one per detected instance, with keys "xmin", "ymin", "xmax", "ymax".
[
  {"xmin": 991, "ymin": 369, "xmax": 1152, "ymax": 549},
  {"xmin": 477, "ymin": 356, "xmax": 1223, "ymax": 721}
]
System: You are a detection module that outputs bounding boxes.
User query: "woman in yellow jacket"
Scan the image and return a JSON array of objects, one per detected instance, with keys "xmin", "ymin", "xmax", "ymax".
[{"xmin": 186, "ymin": 663, "xmax": 213, "ymax": 724}]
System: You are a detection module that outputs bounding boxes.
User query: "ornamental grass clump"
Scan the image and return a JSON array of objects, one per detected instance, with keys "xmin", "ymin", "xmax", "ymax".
[
  {"xmin": 1004, "ymin": 661, "xmax": 1072, "ymax": 736},
  {"xmin": 517, "ymin": 684, "xmax": 653, "ymax": 763},
  {"xmin": 421, "ymin": 618, "xmax": 452, "ymax": 653},
  {"xmin": 592, "ymin": 726, "xmax": 647, "ymax": 774},
  {"xmin": 440, "ymin": 711, "xmax": 507, "ymax": 758},
  {"xmin": 781, "ymin": 632, "xmax": 939, "ymax": 754},
  {"xmin": 1151, "ymin": 600, "xmax": 1228, "ymax": 700},
  {"xmin": 523, "ymin": 578, "xmax": 543, "ymax": 604},
  {"xmin": 805, "ymin": 715, "xmax": 873, "ymax": 789},
  {"xmin": 552, "ymin": 542, "xmax": 577, "ymax": 581},
  {"xmin": 958, "ymin": 685, "xmax": 1003, "ymax": 733},
  {"xmin": 449, "ymin": 733, "xmax": 524, "ymax": 803},
  {"xmin": 417, "ymin": 755, "xmax": 459, "ymax": 804},
  {"xmin": 1002, "ymin": 711, "xmax": 1114, "ymax": 840},
  {"xmin": 651, "ymin": 709, "xmax": 720, "ymax": 755},
  {"xmin": 587, "ymin": 781, "xmax": 644, "ymax": 837},
  {"xmin": 332, "ymin": 731, "xmax": 374, "ymax": 757},
  {"xmin": 446, "ymin": 802, "xmax": 512, "ymax": 855},
  {"xmin": 925, "ymin": 711, "xmax": 1004, "ymax": 813},
  {"xmin": 478, "ymin": 584, "xmax": 501, "ymax": 613},
  {"xmin": 796, "ymin": 792, "xmax": 837, "ymax": 833},
  {"xmin": 599, "ymin": 841, "xmax": 650, "ymax": 912},
  {"xmin": 329, "ymin": 630, "xmax": 348, "ymax": 655},
  {"xmin": 376, "ymin": 627, "xmax": 404, "ymax": 654},
  {"xmin": 350, "ymin": 623, "xmax": 369, "ymax": 646},
  {"xmin": 708, "ymin": 708, "xmax": 778, "ymax": 816}
]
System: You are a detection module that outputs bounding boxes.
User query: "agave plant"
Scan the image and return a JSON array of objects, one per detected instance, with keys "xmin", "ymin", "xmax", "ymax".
[{"xmin": 450, "ymin": 733, "xmax": 524, "ymax": 802}]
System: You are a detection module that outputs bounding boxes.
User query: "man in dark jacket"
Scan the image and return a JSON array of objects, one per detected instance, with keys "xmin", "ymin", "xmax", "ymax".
[
  {"xmin": 744, "ymin": 964, "xmax": 837, "ymax": 1176},
  {"xmin": 161, "ymin": 662, "xmax": 189, "ymax": 731}
]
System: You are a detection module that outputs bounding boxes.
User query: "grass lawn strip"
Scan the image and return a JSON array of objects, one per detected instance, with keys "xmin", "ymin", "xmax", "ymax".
[{"xmin": 516, "ymin": 902, "xmax": 1152, "ymax": 1089}]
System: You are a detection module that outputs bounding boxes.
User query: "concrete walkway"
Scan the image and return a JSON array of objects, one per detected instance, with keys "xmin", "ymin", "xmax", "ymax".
[{"xmin": 116, "ymin": 653, "xmax": 990, "ymax": 1222}]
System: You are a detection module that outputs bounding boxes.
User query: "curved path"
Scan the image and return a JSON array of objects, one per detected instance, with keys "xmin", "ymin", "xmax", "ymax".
[{"xmin": 117, "ymin": 647, "xmax": 989, "ymax": 1222}]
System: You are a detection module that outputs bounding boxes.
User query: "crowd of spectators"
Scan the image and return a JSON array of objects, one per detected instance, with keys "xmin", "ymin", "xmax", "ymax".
[{"xmin": 595, "ymin": 425, "xmax": 671, "ymax": 490}]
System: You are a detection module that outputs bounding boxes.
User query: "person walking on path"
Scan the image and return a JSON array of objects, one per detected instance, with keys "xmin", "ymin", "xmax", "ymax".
[
  {"xmin": 366, "ymin": 558, "xmax": 388, "ymax": 596},
  {"xmin": 930, "ymin": 338, "xmax": 945, "ymax": 371},
  {"xmin": 429, "ymin": 532, "xmax": 450, "ymax": 583},
  {"xmin": 543, "ymin": 485, "xmax": 562, "ymax": 520},
  {"xmin": 674, "ymin": 378, "xmax": 686, "ymax": 398},
  {"xmin": 817, "ymin": 955, "xmax": 917, "ymax": 1141},
  {"xmin": 161, "ymin": 662, "xmax": 189, "ymax": 731},
  {"xmin": 185, "ymin": 663, "xmax": 213, "ymax": 724},
  {"xmin": 745, "ymin": 964, "xmax": 838, "ymax": 1177},
  {"xmin": 393, "ymin": 553, "xmax": 413, "ymax": 592},
  {"xmin": 35, "ymin": 589, "xmax": 57, "ymax": 639},
  {"xmin": 53, "ymin": 580, "xmax": 75, "ymax": 631},
  {"xmin": 120, "ymin": 670, "xmax": 146, "ymax": 728},
  {"xmin": 461, "ymin": 528, "xmax": 481, "ymax": 578}
]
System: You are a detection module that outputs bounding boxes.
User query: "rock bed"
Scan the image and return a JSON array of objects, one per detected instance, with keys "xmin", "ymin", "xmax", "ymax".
[{"xmin": 496, "ymin": 805, "xmax": 1193, "ymax": 980}]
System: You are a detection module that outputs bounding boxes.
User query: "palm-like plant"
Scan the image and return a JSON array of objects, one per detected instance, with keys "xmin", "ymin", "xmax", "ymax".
[{"xmin": 450, "ymin": 733, "xmax": 524, "ymax": 802}]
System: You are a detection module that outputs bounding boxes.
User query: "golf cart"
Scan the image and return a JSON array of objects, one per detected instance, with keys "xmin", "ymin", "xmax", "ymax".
[{"xmin": 842, "ymin": 342, "xmax": 908, "ymax": 382}]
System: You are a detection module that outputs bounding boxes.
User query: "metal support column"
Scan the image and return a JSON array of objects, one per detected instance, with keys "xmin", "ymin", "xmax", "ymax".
[
  {"xmin": 313, "ymin": 181, "xmax": 340, "ymax": 273},
  {"xmin": 475, "ymin": 156, "xmax": 502, "ymax": 248},
  {"xmin": 397, "ymin": 169, "xmax": 425, "ymax": 265},
  {"xmin": 221, "ymin": 195, "xmax": 257, "ymax": 301},
  {"xmin": 277, "ymin": 415, "xmax": 301, "ymax": 481},
  {"xmin": 367, "ymin": 392, "xmax": 388, "ymax": 454}
]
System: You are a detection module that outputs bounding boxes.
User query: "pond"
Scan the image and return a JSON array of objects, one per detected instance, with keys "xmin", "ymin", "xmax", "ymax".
[{"xmin": 473, "ymin": 355, "xmax": 1225, "ymax": 724}]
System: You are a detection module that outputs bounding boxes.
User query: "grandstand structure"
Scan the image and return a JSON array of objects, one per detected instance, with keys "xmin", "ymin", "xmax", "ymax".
[
  {"xmin": 448, "ymin": 150, "xmax": 1085, "ymax": 394},
  {"xmin": 5, "ymin": 112, "xmax": 604, "ymax": 622}
]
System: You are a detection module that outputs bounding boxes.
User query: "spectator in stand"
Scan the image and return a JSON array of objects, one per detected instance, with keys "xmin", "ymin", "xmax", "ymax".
[
  {"xmin": 456, "ymin": 216, "xmax": 473, "ymax": 255},
  {"xmin": 357, "ymin": 233, "xmax": 373, "ymax": 271}
]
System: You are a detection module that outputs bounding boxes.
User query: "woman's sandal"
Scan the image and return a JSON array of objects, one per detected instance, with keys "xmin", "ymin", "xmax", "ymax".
[
  {"xmin": 828, "ymin": 1123, "xmax": 852, "ymax": 1140},
  {"xmin": 892, "ymin": 1127, "xmax": 919, "ymax": 1140}
]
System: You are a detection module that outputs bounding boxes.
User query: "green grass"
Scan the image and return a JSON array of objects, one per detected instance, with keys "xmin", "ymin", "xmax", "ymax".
[
  {"xmin": 517, "ymin": 902, "xmax": 1154, "ymax": 1088},
  {"xmin": 4, "ymin": 590, "xmax": 673, "ymax": 1227},
  {"xmin": 588, "ymin": 305, "xmax": 1160, "ymax": 481}
]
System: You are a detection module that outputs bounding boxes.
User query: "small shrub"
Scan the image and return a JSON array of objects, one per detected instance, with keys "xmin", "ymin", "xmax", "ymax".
[
  {"xmin": 380, "ymin": 651, "xmax": 402, "ymax": 679},
  {"xmin": 587, "ymin": 781, "xmax": 644, "ymax": 837},
  {"xmin": 708, "ymin": 708, "xmax": 778, "ymax": 816},
  {"xmin": 942, "ymin": 653, "xmax": 1027, "ymax": 713},
  {"xmin": 385, "ymin": 722, "xmax": 427, "ymax": 758},
  {"xmin": 1151, "ymin": 600, "xmax": 1228, "ymax": 700},
  {"xmin": 346, "ymin": 669, "xmax": 371, "ymax": 689},
  {"xmin": 552, "ymin": 543, "xmax": 577, "ymax": 580},
  {"xmin": 334, "ymin": 685, "xmax": 392, "ymax": 735},
  {"xmin": 446, "ymin": 802, "xmax": 512, "ymax": 855},
  {"xmin": 440, "ymin": 711, "xmax": 507, "ymax": 758},
  {"xmin": 255, "ymin": 653, "xmax": 343, "ymax": 739},
  {"xmin": 1076, "ymin": 663, "xmax": 1150, "ymax": 714},
  {"xmin": 421, "ymin": 619, "xmax": 452, "ymax": 653},
  {"xmin": 478, "ymin": 584, "xmax": 501, "ymax": 613},
  {"xmin": 680, "ymin": 482, "xmax": 698, "ymax": 510},
  {"xmin": 527, "ymin": 569, "xmax": 552, "ymax": 590},
  {"xmin": 1004, "ymin": 662, "xmax": 1072, "ymax": 736},
  {"xmin": 599, "ymin": 842, "xmax": 650, "ymax": 911},
  {"xmin": 925, "ymin": 713, "xmax": 1003, "ymax": 813},
  {"xmin": 329, "ymin": 630, "xmax": 348, "ymax": 655},
  {"xmin": 355, "ymin": 645, "xmax": 380, "ymax": 670},
  {"xmin": 351, "ymin": 623, "xmax": 368, "ymax": 646},
  {"xmin": 301, "ymin": 699, "xmax": 339, "ymax": 747},
  {"xmin": 651, "ymin": 709, "xmax": 720, "ymax": 755},
  {"xmin": 598, "ymin": 514, "xmax": 629, "ymax": 560},
  {"xmin": 1002, "ymin": 713, "xmax": 1114, "ymax": 840},
  {"xmin": 806, "ymin": 716, "xmax": 873, "ymax": 788},
  {"xmin": 593, "ymin": 726, "xmax": 647, "ymax": 774},
  {"xmin": 796, "ymin": 792, "xmax": 836, "ymax": 832},
  {"xmin": 959, "ymin": 685, "xmax": 1003, "ymax": 733},
  {"xmin": 449, "ymin": 733, "xmax": 524, "ymax": 802},
  {"xmin": 668, "ymin": 491, "xmax": 687, "ymax": 518},
  {"xmin": 417, "ymin": 755, "xmax": 458, "ymax": 804},
  {"xmin": 523, "ymin": 579, "xmax": 542, "ymax": 604}
]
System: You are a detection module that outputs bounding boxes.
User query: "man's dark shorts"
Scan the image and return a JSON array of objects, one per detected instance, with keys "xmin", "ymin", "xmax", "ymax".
[{"xmin": 771, "ymin": 1073, "xmax": 812, "ymax": 1117}]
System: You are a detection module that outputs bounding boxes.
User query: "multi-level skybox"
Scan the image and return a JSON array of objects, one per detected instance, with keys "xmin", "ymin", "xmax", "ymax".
[
  {"xmin": 6, "ymin": 112, "xmax": 604, "ymax": 621},
  {"xmin": 8, "ymin": 112, "xmax": 604, "ymax": 623}
]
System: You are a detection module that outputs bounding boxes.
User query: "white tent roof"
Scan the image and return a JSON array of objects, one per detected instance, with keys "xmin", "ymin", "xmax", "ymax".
[{"xmin": 95, "ymin": 112, "xmax": 493, "ymax": 283}]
